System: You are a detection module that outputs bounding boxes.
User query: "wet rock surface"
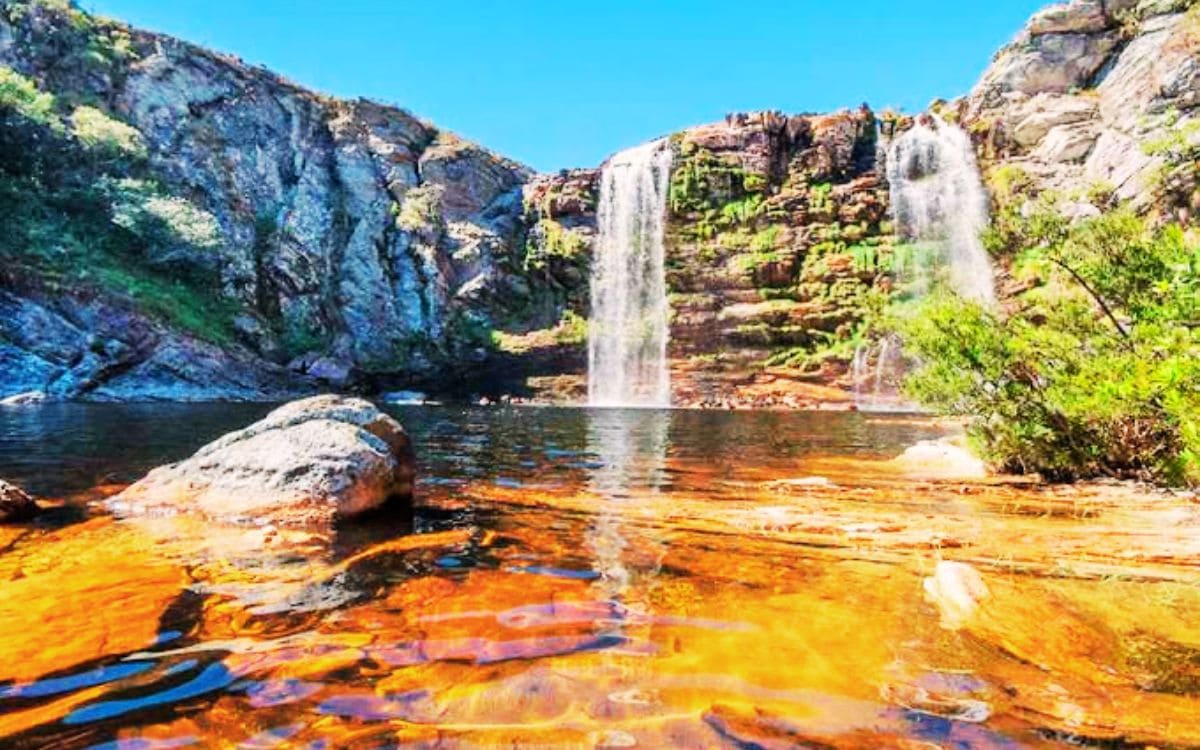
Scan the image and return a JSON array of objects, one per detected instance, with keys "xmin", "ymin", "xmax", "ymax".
[
  {"xmin": 3, "ymin": 408, "xmax": 1200, "ymax": 746},
  {"xmin": 111, "ymin": 396, "xmax": 415, "ymax": 527},
  {"xmin": 0, "ymin": 478, "xmax": 38, "ymax": 523}
]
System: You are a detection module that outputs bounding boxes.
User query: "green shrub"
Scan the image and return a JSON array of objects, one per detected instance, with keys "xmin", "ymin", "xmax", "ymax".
[
  {"xmin": 719, "ymin": 194, "xmax": 765, "ymax": 226},
  {"xmin": 749, "ymin": 224, "xmax": 782, "ymax": 253},
  {"xmin": 896, "ymin": 208, "xmax": 1200, "ymax": 485},
  {"xmin": 526, "ymin": 218, "xmax": 587, "ymax": 271},
  {"xmin": 107, "ymin": 178, "xmax": 222, "ymax": 253},
  {"xmin": 0, "ymin": 67, "xmax": 61, "ymax": 130},
  {"xmin": 71, "ymin": 105, "xmax": 147, "ymax": 159}
]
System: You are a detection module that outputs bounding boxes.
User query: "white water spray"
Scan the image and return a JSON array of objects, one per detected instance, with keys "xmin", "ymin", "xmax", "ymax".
[
  {"xmin": 854, "ymin": 117, "xmax": 997, "ymax": 411},
  {"xmin": 588, "ymin": 140, "xmax": 674, "ymax": 408},
  {"xmin": 886, "ymin": 116, "xmax": 996, "ymax": 305}
]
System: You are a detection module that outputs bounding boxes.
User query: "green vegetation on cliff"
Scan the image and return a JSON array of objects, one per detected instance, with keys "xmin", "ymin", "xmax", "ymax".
[{"xmin": 0, "ymin": 65, "xmax": 238, "ymax": 344}]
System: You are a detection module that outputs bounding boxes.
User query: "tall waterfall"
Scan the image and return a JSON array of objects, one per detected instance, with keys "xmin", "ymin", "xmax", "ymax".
[
  {"xmin": 853, "ymin": 116, "xmax": 996, "ymax": 411},
  {"xmin": 886, "ymin": 116, "xmax": 996, "ymax": 305},
  {"xmin": 587, "ymin": 140, "xmax": 674, "ymax": 408}
]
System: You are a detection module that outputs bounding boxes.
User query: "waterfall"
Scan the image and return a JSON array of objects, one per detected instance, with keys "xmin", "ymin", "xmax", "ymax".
[
  {"xmin": 587, "ymin": 140, "xmax": 674, "ymax": 408},
  {"xmin": 887, "ymin": 116, "xmax": 996, "ymax": 305},
  {"xmin": 854, "ymin": 116, "xmax": 996, "ymax": 411}
]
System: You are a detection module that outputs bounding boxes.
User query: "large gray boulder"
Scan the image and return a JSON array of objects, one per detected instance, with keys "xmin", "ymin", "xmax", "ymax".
[
  {"xmin": 111, "ymin": 396, "xmax": 415, "ymax": 527},
  {"xmin": 0, "ymin": 479, "xmax": 39, "ymax": 523}
]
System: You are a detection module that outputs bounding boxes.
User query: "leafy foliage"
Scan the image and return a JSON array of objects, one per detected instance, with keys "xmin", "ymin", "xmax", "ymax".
[
  {"xmin": 897, "ymin": 207, "xmax": 1200, "ymax": 485},
  {"xmin": 71, "ymin": 105, "xmax": 147, "ymax": 160},
  {"xmin": 0, "ymin": 67, "xmax": 61, "ymax": 129},
  {"xmin": 0, "ymin": 67, "xmax": 238, "ymax": 344}
]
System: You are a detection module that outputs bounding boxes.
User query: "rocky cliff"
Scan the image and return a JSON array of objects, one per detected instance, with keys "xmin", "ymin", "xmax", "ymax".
[
  {"xmin": 962, "ymin": 0, "xmax": 1199, "ymax": 219},
  {"xmin": 0, "ymin": 0, "xmax": 547, "ymax": 401},
  {"xmin": 0, "ymin": 0, "xmax": 1196, "ymax": 404},
  {"xmin": 519, "ymin": 0, "xmax": 1200, "ymax": 408},
  {"xmin": 523, "ymin": 109, "xmax": 896, "ymax": 407}
]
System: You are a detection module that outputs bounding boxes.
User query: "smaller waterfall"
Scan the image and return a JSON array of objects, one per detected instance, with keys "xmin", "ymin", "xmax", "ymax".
[
  {"xmin": 855, "ymin": 116, "xmax": 997, "ymax": 411},
  {"xmin": 588, "ymin": 140, "xmax": 674, "ymax": 408},
  {"xmin": 887, "ymin": 116, "xmax": 996, "ymax": 305},
  {"xmin": 851, "ymin": 335, "xmax": 913, "ymax": 413}
]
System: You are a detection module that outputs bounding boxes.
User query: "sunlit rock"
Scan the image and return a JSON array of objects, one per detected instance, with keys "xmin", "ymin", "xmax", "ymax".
[
  {"xmin": 0, "ymin": 391, "xmax": 49, "ymax": 406},
  {"xmin": 0, "ymin": 478, "xmax": 38, "ymax": 523},
  {"xmin": 890, "ymin": 440, "xmax": 988, "ymax": 481},
  {"xmin": 923, "ymin": 561, "xmax": 990, "ymax": 629},
  {"xmin": 111, "ymin": 395, "xmax": 415, "ymax": 527}
]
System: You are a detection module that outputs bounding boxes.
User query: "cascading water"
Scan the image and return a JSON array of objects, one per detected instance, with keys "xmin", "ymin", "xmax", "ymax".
[
  {"xmin": 588, "ymin": 140, "xmax": 674, "ymax": 408},
  {"xmin": 854, "ymin": 116, "xmax": 997, "ymax": 411},
  {"xmin": 886, "ymin": 116, "xmax": 996, "ymax": 305}
]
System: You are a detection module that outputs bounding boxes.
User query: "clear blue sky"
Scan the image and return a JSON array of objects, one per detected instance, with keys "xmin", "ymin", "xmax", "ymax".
[{"xmin": 83, "ymin": 1, "xmax": 1045, "ymax": 172}]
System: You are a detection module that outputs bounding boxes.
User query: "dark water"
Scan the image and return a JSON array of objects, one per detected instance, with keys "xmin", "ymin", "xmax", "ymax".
[{"xmin": 0, "ymin": 403, "xmax": 942, "ymax": 501}]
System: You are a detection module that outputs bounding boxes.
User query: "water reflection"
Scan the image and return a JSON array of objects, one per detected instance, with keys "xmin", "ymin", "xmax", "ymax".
[
  {"xmin": 585, "ymin": 407, "xmax": 670, "ymax": 604},
  {"xmin": 11, "ymin": 405, "xmax": 1193, "ymax": 746}
]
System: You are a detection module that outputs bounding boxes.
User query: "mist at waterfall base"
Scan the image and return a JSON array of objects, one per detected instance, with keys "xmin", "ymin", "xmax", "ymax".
[
  {"xmin": 853, "ymin": 117, "xmax": 998, "ymax": 412},
  {"xmin": 587, "ymin": 141, "xmax": 674, "ymax": 408}
]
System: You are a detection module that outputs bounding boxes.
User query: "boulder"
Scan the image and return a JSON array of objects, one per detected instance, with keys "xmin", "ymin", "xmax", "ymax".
[
  {"xmin": 1027, "ymin": 1, "xmax": 1109, "ymax": 35},
  {"xmin": 111, "ymin": 395, "xmax": 416, "ymax": 527},
  {"xmin": 1010, "ymin": 95, "xmax": 1098, "ymax": 147},
  {"xmin": 0, "ymin": 391, "xmax": 50, "ymax": 406},
  {"xmin": 0, "ymin": 479, "xmax": 39, "ymax": 523},
  {"xmin": 890, "ymin": 440, "xmax": 989, "ymax": 481},
  {"xmin": 972, "ymin": 27, "xmax": 1120, "ymax": 105},
  {"xmin": 923, "ymin": 561, "xmax": 990, "ymax": 629},
  {"xmin": 1033, "ymin": 123, "xmax": 1100, "ymax": 162}
]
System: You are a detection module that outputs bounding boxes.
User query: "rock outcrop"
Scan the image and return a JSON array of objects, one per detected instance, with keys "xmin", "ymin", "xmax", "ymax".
[
  {"xmin": 111, "ymin": 395, "xmax": 415, "ymax": 527},
  {"xmin": 521, "ymin": 109, "xmax": 893, "ymax": 406},
  {"xmin": 964, "ymin": 0, "xmax": 1200, "ymax": 215},
  {"xmin": 0, "ymin": 478, "xmax": 38, "ymax": 522},
  {"xmin": 0, "ymin": 0, "xmax": 539, "ymax": 401}
]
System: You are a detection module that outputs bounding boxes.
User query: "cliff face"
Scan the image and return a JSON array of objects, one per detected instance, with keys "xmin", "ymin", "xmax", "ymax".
[
  {"xmin": 0, "ymin": 0, "xmax": 543, "ymax": 400},
  {"xmin": 1, "ymin": 0, "xmax": 1197, "ymax": 404},
  {"xmin": 963, "ymin": 0, "xmax": 1200, "ymax": 217},
  {"xmin": 526, "ymin": 110, "xmax": 895, "ymax": 407}
]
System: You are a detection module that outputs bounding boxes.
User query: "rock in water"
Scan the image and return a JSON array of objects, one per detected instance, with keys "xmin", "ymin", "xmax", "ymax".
[
  {"xmin": 0, "ymin": 479, "xmax": 39, "ymax": 523},
  {"xmin": 892, "ymin": 440, "xmax": 989, "ymax": 481},
  {"xmin": 924, "ymin": 561, "xmax": 990, "ymax": 629},
  {"xmin": 112, "ymin": 396, "xmax": 415, "ymax": 527}
]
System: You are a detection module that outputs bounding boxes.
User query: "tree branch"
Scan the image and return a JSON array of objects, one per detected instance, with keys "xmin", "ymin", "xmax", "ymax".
[{"xmin": 1049, "ymin": 258, "xmax": 1132, "ymax": 341}]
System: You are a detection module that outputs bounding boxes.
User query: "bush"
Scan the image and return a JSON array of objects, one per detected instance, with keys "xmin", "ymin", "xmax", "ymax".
[
  {"xmin": 896, "ymin": 208, "xmax": 1200, "ymax": 485},
  {"xmin": 0, "ymin": 67, "xmax": 61, "ymax": 130},
  {"xmin": 71, "ymin": 106, "xmax": 147, "ymax": 160},
  {"xmin": 107, "ymin": 178, "xmax": 222, "ymax": 254}
]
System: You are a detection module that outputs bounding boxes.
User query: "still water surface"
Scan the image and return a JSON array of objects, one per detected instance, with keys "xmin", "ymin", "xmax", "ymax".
[{"xmin": 2, "ymin": 405, "xmax": 1199, "ymax": 748}]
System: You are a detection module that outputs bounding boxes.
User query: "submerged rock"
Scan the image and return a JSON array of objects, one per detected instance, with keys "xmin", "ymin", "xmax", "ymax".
[
  {"xmin": 112, "ymin": 395, "xmax": 415, "ymax": 527},
  {"xmin": 0, "ymin": 479, "xmax": 39, "ymax": 523},
  {"xmin": 891, "ymin": 440, "xmax": 989, "ymax": 481},
  {"xmin": 0, "ymin": 391, "xmax": 49, "ymax": 406},
  {"xmin": 382, "ymin": 390, "xmax": 428, "ymax": 405},
  {"xmin": 923, "ymin": 561, "xmax": 990, "ymax": 629}
]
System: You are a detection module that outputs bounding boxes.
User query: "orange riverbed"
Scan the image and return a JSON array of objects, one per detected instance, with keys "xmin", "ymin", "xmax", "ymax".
[{"xmin": 1, "ymin": 405, "xmax": 1199, "ymax": 748}]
